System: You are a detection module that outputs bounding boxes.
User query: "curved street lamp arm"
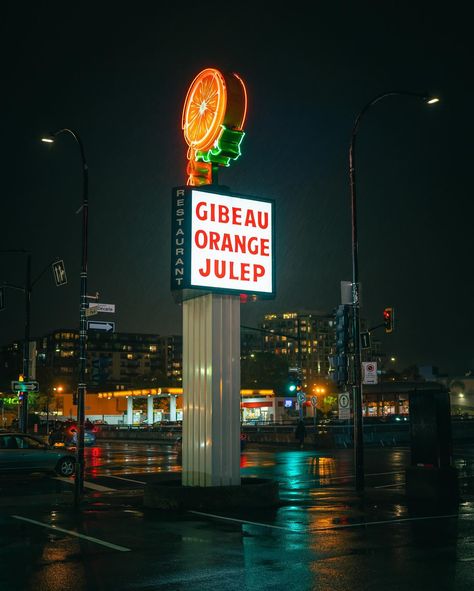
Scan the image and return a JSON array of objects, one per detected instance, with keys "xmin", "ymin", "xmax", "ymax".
[
  {"xmin": 1, "ymin": 282, "xmax": 25, "ymax": 293},
  {"xmin": 351, "ymin": 91, "xmax": 430, "ymax": 138},
  {"xmin": 50, "ymin": 128, "xmax": 88, "ymax": 173}
]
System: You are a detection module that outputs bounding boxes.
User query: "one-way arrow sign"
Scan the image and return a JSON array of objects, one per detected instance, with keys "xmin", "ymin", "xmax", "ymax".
[
  {"xmin": 87, "ymin": 321, "xmax": 115, "ymax": 333},
  {"xmin": 11, "ymin": 380, "xmax": 39, "ymax": 392}
]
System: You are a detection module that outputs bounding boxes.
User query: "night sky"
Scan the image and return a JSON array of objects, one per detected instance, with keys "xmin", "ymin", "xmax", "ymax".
[{"xmin": 1, "ymin": 4, "xmax": 472, "ymax": 375}]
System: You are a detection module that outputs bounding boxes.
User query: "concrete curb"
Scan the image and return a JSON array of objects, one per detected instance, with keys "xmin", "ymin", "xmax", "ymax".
[{"xmin": 144, "ymin": 477, "xmax": 280, "ymax": 511}]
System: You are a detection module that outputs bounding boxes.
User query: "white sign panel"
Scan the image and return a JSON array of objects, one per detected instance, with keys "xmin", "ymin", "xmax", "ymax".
[
  {"xmin": 362, "ymin": 361, "xmax": 378, "ymax": 384},
  {"xmin": 89, "ymin": 303, "xmax": 115, "ymax": 313},
  {"xmin": 338, "ymin": 392, "xmax": 351, "ymax": 420},
  {"xmin": 190, "ymin": 189, "xmax": 274, "ymax": 294},
  {"xmin": 87, "ymin": 321, "xmax": 115, "ymax": 333}
]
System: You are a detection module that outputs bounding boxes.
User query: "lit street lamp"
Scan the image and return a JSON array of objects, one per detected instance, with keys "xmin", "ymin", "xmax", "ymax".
[
  {"xmin": 349, "ymin": 92, "xmax": 439, "ymax": 493},
  {"xmin": 42, "ymin": 129, "xmax": 89, "ymax": 508}
]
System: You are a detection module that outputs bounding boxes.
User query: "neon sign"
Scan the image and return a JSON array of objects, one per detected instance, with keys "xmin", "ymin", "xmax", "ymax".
[{"xmin": 182, "ymin": 68, "xmax": 248, "ymax": 186}]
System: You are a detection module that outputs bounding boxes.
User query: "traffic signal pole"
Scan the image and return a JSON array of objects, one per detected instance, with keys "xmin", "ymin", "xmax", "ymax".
[
  {"xmin": 21, "ymin": 253, "xmax": 32, "ymax": 433},
  {"xmin": 350, "ymin": 108, "xmax": 365, "ymax": 494},
  {"xmin": 348, "ymin": 91, "xmax": 437, "ymax": 493},
  {"xmin": 297, "ymin": 317, "xmax": 303, "ymax": 420}
]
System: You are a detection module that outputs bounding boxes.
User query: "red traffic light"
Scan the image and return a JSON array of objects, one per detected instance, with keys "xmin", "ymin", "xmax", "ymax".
[{"xmin": 383, "ymin": 307, "xmax": 394, "ymax": 333}]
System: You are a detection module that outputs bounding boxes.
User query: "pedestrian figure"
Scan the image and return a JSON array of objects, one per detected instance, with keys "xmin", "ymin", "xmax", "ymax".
[
  {"xmin": 295, "ymin": 419, "xmax": 306, "ymax": 449},
  {"xmin": 49, "ymin": 423, "xmax": 64, "ymax": 446}
]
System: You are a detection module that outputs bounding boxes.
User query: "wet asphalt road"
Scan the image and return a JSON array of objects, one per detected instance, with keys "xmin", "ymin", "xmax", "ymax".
[{"xmin": 1, "ymin": 441, "xmax": 474, "ymax": 591}]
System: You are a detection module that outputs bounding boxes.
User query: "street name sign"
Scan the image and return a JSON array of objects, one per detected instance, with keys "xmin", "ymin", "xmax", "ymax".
[
  {"xmin": 85, "ymin": 307, "xmax": 98, "ymax": 317},
  {"xmin": 11, "ymin": 380, "xmax": 39, "ymax": 393},
  {"xmin": 88, "ymin": 303, "xmax": 115, "ymax": 313},
  {"xmin": 87, "ymin": 321, "xmax": 115, "ymax": 333}
]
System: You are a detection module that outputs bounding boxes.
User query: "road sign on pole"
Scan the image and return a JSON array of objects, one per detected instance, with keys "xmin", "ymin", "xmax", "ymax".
[
  {"xmin": 360, "ymin": 331, "xmax": 371, "ymax": 349},
  {"xmin": 297, "ymin": 392, "xmax": 306, "ymax": 404},
  {"xmin": 85, "ymin": 306, "xmax": 98, "ymax": 317},
  {"xmin": 338, "ymin": 392, "xmax": 350, "ymax": 420},
  {"xmin": 310, "ymin": 395, "xmax": 317, "ymax": 407},
  {"xmin": 11, "ymin": 380, "xmax": 39, "ymax": 393},
  {"xmin": 362, "ymin": 362, "xmax": 378, "ymax": 384},
  {"xmin": 52, "ymin": 260, "xmax": 67, "ymax": 286},
  {"xmin": 87, "ymin": 321, "xmax": 115, "ymax": 333},
  {"xmin": 88, "ymin": 303, "xmax": 115, "ymax": 313}
]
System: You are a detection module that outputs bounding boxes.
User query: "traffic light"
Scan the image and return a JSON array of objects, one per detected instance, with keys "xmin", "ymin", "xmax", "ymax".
[
  {"xmin": 383, "ymin": 307, "xmax": 394, "ymax": 334},
  {"xmin": 335, "ymin": 304, "xmax": 350, "ymax": 354},
  {"xmin": 287, "ymin": 369, "xmax": 302, "ymax": 394},
  {"xmin": 329, "ymin": 354, "xmax": 348, "ymax": 386},
  {"xmin": 17, "ymin": 376, "xmax": 24, "ymax": 401}
]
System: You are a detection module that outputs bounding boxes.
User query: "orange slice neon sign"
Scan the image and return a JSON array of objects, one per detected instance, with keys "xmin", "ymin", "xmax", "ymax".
[{"xmin": 182, "ymin": 68, "xmax": 247, "ymax": 186}]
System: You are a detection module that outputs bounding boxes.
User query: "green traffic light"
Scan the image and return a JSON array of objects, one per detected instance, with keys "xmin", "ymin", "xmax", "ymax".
[{"xmin": 288, "ymin": 384, "xmax": 296, "ymax": 392}]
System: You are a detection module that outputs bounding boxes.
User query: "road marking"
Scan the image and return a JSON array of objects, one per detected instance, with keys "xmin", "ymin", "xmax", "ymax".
[
  {"xmin": 53, "ymin": 477, "xmax": 116, "ymax": 492},
  {"xmin": 107, "ymin": 475, "xmax": 147, "ymax": 485},
  {"xmin": 373, "ymin": 483, "xmax": 404, "ymax": 489},
  {"xmin": 190, "ymin": 511, "xmax": 458, "ymax": 534},
  {"xmin": 188, "ymin": 511, "xmax": 298, "ymax": 532},
  {"xmin": 11, "ymin": 515, "xmax": 131, "ymax": 552},
  {"xmin": 322, "ymin": 471, "xmax": 404, "ymax": 482},
  {"xmin": 310, "ymin": 514, "xmax": 459, "ymax": 531}
]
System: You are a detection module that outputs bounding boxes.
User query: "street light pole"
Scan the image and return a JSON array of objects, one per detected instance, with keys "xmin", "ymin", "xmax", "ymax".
[
  {"xmin": 349, "ymin": 91, "xmax": 439, "ymax": 493},
  {"xmin": 21, "ymin": 253, "xmax": 32, "ymax": 433},
  {"xmin": 0, "ymin": 249, "xmax": 31, "ymax": 433},
  {"xmin": 42, "ymin": 129, "xmax": 88, "ymax": 507}
]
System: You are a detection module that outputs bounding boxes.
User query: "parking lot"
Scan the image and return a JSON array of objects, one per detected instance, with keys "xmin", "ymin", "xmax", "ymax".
[{"xmin": 1, "ymin": 442, "xmax": 474, "ymax": 590}]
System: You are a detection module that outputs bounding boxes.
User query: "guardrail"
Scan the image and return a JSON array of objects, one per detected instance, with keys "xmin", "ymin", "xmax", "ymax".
[{"xmin": 93, "ymin": 418, "xmax": 474, "ymax": 447}]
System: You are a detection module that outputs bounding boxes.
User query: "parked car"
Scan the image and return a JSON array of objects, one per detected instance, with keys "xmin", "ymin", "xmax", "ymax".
[{"xmin": 0, "ymin": 432, "xmax": 76, "ymax": 476}]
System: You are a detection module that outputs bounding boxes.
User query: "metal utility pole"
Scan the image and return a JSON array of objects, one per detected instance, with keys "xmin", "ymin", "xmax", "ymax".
[
  {"xmin": 21, "ymin": 253, "xmax": 32, "ymax": 433},
  {"xmin": 349, "ymin": 91, "xmax": 439, "ymax": 493},
  {"xmin": 1, "ymin": 251, "xmax": 67, "ymax": 433},
  {"xmin": 297, "ymin": 316, "xmax": 303, "ymax": 420},
  {"xmin": 42, "ymin": 129, "xmax": 89, "ymax": 508}
]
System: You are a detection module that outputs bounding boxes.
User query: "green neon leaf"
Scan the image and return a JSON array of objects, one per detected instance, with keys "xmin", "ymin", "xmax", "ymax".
[{"xmin": 195, "ymin": 126, "xmax": 245, "ymax": 167}]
